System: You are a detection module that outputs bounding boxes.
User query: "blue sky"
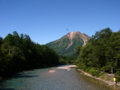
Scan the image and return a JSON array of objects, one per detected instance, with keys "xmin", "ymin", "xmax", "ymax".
[{"xmin": 0, "ymin": 0, "xmax": 120, "ymax": 44}]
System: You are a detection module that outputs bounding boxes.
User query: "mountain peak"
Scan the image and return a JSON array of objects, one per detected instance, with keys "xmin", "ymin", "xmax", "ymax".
[
  {"xmin": 66, "ymin": 31, "xmax": 90, "ymax": 45},
  {"xmin": 68, "ymin": 31, "xmax": 81, "ymax": 34},
  {"xmin": 67, "ymin": 31, "xmax": 80, "ymax": 40},
  {"xmin": 46, "ymin": 31, "xmax": 90, "ymax": 56}
]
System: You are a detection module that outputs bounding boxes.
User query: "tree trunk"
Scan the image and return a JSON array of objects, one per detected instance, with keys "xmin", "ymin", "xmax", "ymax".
[{"xmin": 111, "ymin": 67, "xmax": 113, "ymax": 74}]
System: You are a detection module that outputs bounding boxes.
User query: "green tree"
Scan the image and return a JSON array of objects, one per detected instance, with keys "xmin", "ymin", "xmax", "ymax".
[
  {"xmin": 105, "ymin": 32, "xmax": 120, "ymax": 73},
  {"xmin": 74, "ymin": 45, "xmax": 82, "ymax": 55},
  {"xmin": 76, "ymin": 28, "xmax": 114, "ymax": 76}
]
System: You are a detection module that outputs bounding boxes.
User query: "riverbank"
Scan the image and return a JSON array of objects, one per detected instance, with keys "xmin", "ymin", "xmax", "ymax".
[
  {"xmin": 49, "ymin": 65, "xmax": 76, "ymax": 73},
  {"xmin": 0, "ymin": 65, "xmax": 114, "ymax": 90},
  {"xmin": 77, "ymin": 69, "xmax": 120, "ymax": 87}
]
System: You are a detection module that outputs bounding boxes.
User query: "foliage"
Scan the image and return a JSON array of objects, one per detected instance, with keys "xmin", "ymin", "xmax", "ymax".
[
  {"xmin": 59, "ymin": 55, "xmax": 76, "ymax": 65},
  {"xmin": 115, "ymin": 71, "xmax": 120, "ymax": 82},
  {"xmin": 0, "ymin": 31, "xmax": 59, "ymax": 76},
  {"xmin": 74, "ymin": 45, "xmax": 82, "ymax": 55},
  {"xmin": 76, "ymin": 28, "xmax": 120, "ymax": 77}
]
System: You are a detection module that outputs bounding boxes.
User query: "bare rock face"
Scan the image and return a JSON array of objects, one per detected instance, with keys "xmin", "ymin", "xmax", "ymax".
[
  {"xmin": 67, "ymin": 31, "xmax": 90, "ymax": 46},
  {"xmin": 46, "ymin": 31, "xmax": 91, "ymax": 56}
]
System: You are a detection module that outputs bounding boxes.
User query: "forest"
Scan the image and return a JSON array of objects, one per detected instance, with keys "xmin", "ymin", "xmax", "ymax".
[
  {"xmin": 76, "ymin": 28, "xmax": 120, "ymax": 81},
  {"xmin": 0, "ymin": 31, "xmax": 61, "ymax": 77},
  {"xmin": 0, "ymin": 31, "xmax": 75, "ymax": 77},
  {"xmin": 1, "ymin": 28, "xmax": 120, "ymax": 81}
]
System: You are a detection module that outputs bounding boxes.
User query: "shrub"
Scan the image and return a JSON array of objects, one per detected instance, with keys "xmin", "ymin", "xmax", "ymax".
[
  {"xmin": 88, "ymin": 68, "xmax": 103, "ymax": 77},
  {"xmin": 115, "ymin": 71, "xmax": 120, "ymax": 82}
]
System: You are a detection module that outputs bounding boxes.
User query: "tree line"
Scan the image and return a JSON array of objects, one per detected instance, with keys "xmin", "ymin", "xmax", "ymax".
[
  {"xmin": 0, "ymin": 31, "xmax": 60, "ymax": 76},
  {"xmin": 76, "ymin": 28, "xmax": 120, "ymax": 81},
  {"xmin": 59, "ymin": 55, "xmax": 76, "ymax": 65}
]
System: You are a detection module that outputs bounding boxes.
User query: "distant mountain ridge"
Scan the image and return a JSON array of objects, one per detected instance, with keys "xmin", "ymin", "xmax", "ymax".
[{"xmin": 46, "ymin": 31, "xmax": 90, "ymax": 56}]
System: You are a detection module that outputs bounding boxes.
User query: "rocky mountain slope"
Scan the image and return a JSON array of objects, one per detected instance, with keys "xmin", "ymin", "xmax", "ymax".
[{"xmin": 46, "ymin": 31, "xmax": 90, "ymax": 56}]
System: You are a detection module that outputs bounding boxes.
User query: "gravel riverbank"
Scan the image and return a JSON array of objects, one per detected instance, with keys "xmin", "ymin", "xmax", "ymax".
[{"xmin": 77, "ymin": 69, "xmax": 120, "ymax": 87}]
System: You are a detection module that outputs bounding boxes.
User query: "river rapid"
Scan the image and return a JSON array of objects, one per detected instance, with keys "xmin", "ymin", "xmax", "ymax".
[{"xmin": 0, "ymin": 65, "xmax": 119, "ymax": 90}]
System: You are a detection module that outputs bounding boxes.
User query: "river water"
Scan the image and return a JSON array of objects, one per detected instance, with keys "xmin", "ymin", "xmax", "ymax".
[{"xmin": 0, "ymin": 65, "xmax": 119, "ymax": 90}]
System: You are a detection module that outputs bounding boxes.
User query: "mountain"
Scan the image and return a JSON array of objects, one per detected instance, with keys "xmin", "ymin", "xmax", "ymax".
[{"xmin": 46, "ymin": 31, "xmax": 91, "ymax": 56}]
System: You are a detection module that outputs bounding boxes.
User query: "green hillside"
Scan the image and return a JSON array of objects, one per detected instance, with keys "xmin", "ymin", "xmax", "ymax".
[{"xmin": 46, "ymin": 31, "xmax": 90, "ymax": 56}]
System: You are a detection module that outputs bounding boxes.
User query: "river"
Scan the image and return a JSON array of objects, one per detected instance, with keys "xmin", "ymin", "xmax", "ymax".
[{"xmin": 0, "ymin": 65, "xmax": 119, "ymax": 90}]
